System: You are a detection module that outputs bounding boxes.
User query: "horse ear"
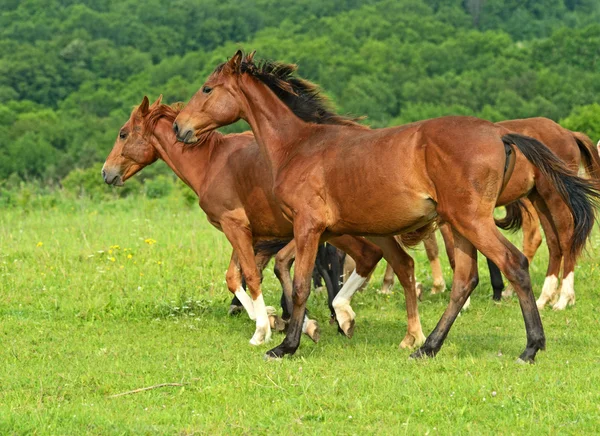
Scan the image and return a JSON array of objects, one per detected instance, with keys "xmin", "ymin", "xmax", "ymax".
[
  {"xmin": 245, "ymin": 50, "xmax": 256, "ymax": 64},
  {"xmin": 137, "ymin": 96, "xmax": 150, "ymax": 117},
  {"xmin": 227, "ymin": 50, "xmax": 244, "ymax": 73},
  {"xmin": 150, "ymin": 94, "xmax": 163, "ymax": 109}
]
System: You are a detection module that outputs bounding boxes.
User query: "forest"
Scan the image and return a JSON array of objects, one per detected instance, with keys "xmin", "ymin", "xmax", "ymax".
[{"xmin": 1, "ymin": 0, "xmax": 599, "ymax": 185}]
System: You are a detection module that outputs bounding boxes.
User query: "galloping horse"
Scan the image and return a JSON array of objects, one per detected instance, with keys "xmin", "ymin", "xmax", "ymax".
[
  {"xmin": 103, "ymin": 96, "xmax": 425, "ymax": 347},
  {"xmin": 174, "ymin": 51, "xmax": 599, "ymax": 362}
]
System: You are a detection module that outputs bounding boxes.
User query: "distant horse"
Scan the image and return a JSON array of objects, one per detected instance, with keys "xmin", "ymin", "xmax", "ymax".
[
  {"xmin": 174, "ymin": 50, "xmax": 599, "ymax": 362},
  {"xmin": 103, "ymin": 96, "xmax": 416, "ymax": 346},
  {"xmin": 385, "ymin": 122, "xmax": 599, "ymax": 309}
]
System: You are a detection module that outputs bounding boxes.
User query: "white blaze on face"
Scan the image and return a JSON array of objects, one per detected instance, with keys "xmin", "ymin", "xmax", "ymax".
[
  {"xmin": 536, "ymin": 275, "xmax": 559, "ymax": 309},
  {"xmin": 249, "ymin": 293, "xmax": 272, "ymax": 345},
  {"xmin": 235, "ymin": 287, "xmax": 256, "ymax": 320},
  {"xmin": 332, "ymin": 270, "xmax": 367, "ymax": 328}
]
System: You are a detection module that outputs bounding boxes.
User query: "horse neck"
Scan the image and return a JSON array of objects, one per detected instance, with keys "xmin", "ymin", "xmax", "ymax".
[
  {"xmin": 151, "ymin": 117, "xmax": 214, "ymax": 196},
  {"xmin": 238, "ymin": 75, "xmax": 306, "ymax": 173}
]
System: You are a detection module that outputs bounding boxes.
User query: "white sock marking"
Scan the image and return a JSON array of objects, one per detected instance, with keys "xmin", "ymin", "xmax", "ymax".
[
  {"xmin": 249, "ymin": 293, "xmax": 271, "ymax": 345},
  {"xmin": 332, "ymin": 270, "xmax": 366, "ymax": 330},
  {"xmin": 536, "ymin": 275, "xmax": 558, "ymax": 309},
  {"xmin": 235, "ymin": 287, "xmax": 255, "ymax": 320},
  {"xmin": 554, "ymin": 271, "xmax": 575, "ymax": 310}
]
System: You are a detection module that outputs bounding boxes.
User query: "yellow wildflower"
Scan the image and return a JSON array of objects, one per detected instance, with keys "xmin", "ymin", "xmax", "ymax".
[
  {"xmin": 127, "ymin": 254, "xmax": 133, "ymax": 259},
  {"xmin": 108, "ymin": 257, "xmax": 116, "ymax": 262},
  {"xmin": 144, "ymin": 238, "xmax": 156, "ymax": 245},
  {"xmin": 36, "ymin": 242, "xmax": 43, "ymax": 247}
]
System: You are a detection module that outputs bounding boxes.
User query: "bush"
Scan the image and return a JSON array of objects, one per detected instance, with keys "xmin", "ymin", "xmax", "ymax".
[
  {"xmin": 62, "ymin": 163, "xmax": 113, "ymax": 199},
  {"xmin": 144, "ymin": 175, "xmax": 174, "ymax": 199}
]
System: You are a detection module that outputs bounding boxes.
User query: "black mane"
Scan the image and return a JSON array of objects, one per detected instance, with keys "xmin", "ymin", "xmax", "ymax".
[{"xmin": 214, "ymin": 56, "xmax": 365, "ymax": 128}]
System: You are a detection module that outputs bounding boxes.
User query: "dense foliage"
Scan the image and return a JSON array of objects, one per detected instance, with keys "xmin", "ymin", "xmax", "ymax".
[{"xmin": 1, "ymin": 0, "xmax": 599, "ymax": 182}]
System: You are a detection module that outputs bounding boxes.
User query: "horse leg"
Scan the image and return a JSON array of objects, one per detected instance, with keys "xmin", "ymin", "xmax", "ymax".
[
  {"xmin": 424, "ymin": 232, "xmax": 446, "ymax": 294},
  {"xmin": 411, "ymin": 229, "xmax": 478, "ymax": 359},
  {"xmin": 413, "ymin": 219, "xmax": 545, "ymax": 363},
  {"xmin": 222, "ymin": 219, "xmax": 273, "ymax": 345},
  {"xmin": 380, "ymin": 262, "xmax": 395, "ymax": 294},
  {"xmin": 266, "ymin": 216, "xmax": 325, "ymax": 358},
  {"xmin": 439, "ymin": 222, "xmax": 456, "ymax": 270},
  {"xmin": 368, "ymin": 236, "xmax": 425, "ymax": 349},
  {"xmin": 328, "ymin": 235, "xmax": 383, "ymax": 338},
  {"xmin": 521, "ymin": 198, "xmax": 543, "ymax": 263},
  {"xmin": 529, "ymin": 193, "xmax": 563, "ymax": 309},
  {"xmin": 225, "ymin": 252, "xmax": 255, "ymax": 319},
  {"xmin": 487, "ymin": 258, "xmax": 504, "ymax": 301}
]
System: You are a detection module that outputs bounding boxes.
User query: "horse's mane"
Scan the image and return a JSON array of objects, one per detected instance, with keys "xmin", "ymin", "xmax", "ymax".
[
  {"xmin": 142, "ymin": 102, "xmax": 185, "ymax": 137},
  {"xmin": 213, "ymin": 56, "xmax": 366, "ymax": 128}
]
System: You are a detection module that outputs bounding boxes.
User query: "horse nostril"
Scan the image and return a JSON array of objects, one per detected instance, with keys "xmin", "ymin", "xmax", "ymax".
[
  {"xmin": 102, "ymin": 169, "xmax": 107, "ymax": 181},
  {"xmin": 172, "ymin": 122, "xmax": 179, "ymax": 135}
]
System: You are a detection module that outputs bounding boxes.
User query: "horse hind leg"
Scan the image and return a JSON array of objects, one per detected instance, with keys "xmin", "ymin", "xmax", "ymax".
[
  {"xmin": 529, "ymin": 193, "xmax": 564, "ymax": 310},
  {"xmin": 413, "ymin": 217, "xmax": 545, "ymax": 363},
  {"xmin": 368, "ymin": 235, "xmax": 425, "ymax": 349},
  {"xmin": 380, "ymin": 262, "xmax": 395, "ymax": 294},
  {"xmin": 424, "ymin": 231, "xmax": 447, "ymax": 295}
]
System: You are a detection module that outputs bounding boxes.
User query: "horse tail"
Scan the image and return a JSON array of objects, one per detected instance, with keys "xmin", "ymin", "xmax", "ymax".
[
  {"xmin": 502, "ymin": 133, "xmax": 600, "ymax": 256},
  {"xmin": 572, "ymin": 131, "xmax": 600, "ymax": 181},
  {"xmin": 495, "ymin": 200, "xmax": 526, "ymax": 233}
]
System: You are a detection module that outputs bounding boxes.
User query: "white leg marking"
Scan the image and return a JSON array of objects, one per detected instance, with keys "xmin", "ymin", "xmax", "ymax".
[
  {"xmin": 553, "ymin": 271, "xmax": 575, "ymax": 310},
  {"xmin": 332, "ymin": 270, "xmax": 366, "ymax": 335},
  {"xmin": 461, "ymin": 296, "xmax": 471, "ymax": 311},
  {"xmin": 249, "ymin": 294, "xmax": 271, "ymax": 345},
  {"xmin": 301, "ymin": 314, "xmax": 320, "ymax": 342},
  {"xmin": 235, "ymin": 287, "xmax": 255, "ymax": 320},
  {"xmin": 536, "ymin": 275, "xmax": 558, "ymax": 310}
]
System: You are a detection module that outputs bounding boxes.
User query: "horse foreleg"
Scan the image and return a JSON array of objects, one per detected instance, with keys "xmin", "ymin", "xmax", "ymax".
[
  {"xmin": 424, "ymin": 232, "xmax": 446, "ymax": 294},
  {"xmin": 266, "ymin": 215, "xmax": 325, "ymax": 359}
]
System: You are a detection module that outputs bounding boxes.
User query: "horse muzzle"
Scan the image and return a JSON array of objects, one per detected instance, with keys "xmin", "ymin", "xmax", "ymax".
[{"xmin": 102, "ymin": 166, "xmax": 124, "ymax": 186}]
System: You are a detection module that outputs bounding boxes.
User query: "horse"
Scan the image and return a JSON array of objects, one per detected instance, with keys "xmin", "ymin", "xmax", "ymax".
[
  {"xmin": 102, "ymin": 96, "xmax": 424, "ymax": 347},
  {"xmin": 387, "ymin": 122, "xmax": 599, "ymax": 308},
  {"xmin": 173, "ymin": 50, "xmax": 599, "ymax": 362}
]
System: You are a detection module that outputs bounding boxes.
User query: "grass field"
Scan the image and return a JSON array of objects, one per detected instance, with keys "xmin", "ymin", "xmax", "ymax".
[{"xmin": 1, "ymin": 195, "xmax": 600, "ymax": 434}]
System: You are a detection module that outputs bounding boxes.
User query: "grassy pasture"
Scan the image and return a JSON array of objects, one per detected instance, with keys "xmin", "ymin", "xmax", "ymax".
[{"xmin": 1, "ymin": 196, "xmax": 600, "ymax": 434}]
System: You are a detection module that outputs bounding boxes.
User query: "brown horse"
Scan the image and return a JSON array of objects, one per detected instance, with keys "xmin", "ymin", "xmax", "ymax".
[
  {"xmin": 174, "ymin": 51, "xmax": 599, "ymax": 362},
  {"xmin": 394, "ymin": 122, "xmax": 600, "ymax": 308},
  {"xmin": 102, "ymin": 96, "xmax": 425, "ymax": 347}
]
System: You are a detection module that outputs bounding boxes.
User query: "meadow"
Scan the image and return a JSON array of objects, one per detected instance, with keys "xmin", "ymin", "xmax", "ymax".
[{"xmin": 1, "ymin": 194, "xmax": 600, "ymax": 434}]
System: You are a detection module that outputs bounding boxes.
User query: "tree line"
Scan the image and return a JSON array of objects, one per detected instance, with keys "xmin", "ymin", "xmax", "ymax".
[{"xmin": 1, "ymin": 0, "xmax": 599, "ymax": 182}]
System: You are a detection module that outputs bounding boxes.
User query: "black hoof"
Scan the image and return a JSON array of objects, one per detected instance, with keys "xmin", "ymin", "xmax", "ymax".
[
  {"xmin": 228, "ymin": 305, "xmax": 244, "ymax": 316},
  {"xmin": 409, "ymin": 346, "xmax": 436, "ymax": 360},
  {"xmin": 517, "ymin": 349, "xmax": 538, "ymax": 364},
  {"xmin": 265, "ymin": 344, "xmax": 296, "ymax": 360}
]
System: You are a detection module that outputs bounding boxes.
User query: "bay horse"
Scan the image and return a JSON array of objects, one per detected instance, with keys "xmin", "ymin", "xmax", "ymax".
[
  {"xmin": 102, "ymin": 96, "xmax": 425, "ymax": 347},
  {"xmin": 174, "ymin": 50, "xmax": 599, "ymax": 362},
  {"xmin": 393, "ymin": 123, "xmax": 599, "ymax": 307}
]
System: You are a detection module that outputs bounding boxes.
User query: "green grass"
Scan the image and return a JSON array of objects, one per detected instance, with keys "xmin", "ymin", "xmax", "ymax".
[{"xmin": 1, "ymin": 196, "xmax": 600, "ymax": 434}]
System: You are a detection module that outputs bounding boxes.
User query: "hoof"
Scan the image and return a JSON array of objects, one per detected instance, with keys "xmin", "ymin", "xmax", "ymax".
[
  {"xmin": 552, "ymin": 297, "xmax": 574, "ymax": 311},
  {"xmin": 431, "ymin": 281, "xmax": 446, "ymax": 295},
  {"xmin": 409, "ymin": 347, "xmax": 435, "ymax": 360},
  {"xmin": 269, "ymin": 314, "xmax": 286, "ymax": 332},
  {"xmin": 399, "ymin": 330, "xmax": 426, "ymax": 349},
  {"xmin": 339, "ymin": 318, "xmax": 355, "ymax": 339},
  {"xmin": 416, "ymin": 282, "xmax": 423, "ymax": 300},
  {"xmin": 502, "ymin": 287, "xmax": 515, "ymax": 299},
  {"xmin": 305, "ymin": 320, "xmax": 320, "ymax": 343},
  {"xmin": 379, "ymin": 286, "xmax": 393, "ymax": 295},
  {"xmin": 228, "ymin": 305, "xmax": 244, "ymax": 316},
  {"xmin": 264, "ymin": 344, "xmax": 295, "ymax": 360},
  {"xmin": 249, "ymin": 325, "xmax": 272, "ymax": 346}
]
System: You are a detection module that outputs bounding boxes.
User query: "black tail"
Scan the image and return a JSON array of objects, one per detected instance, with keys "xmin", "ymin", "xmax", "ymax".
[
  {"xmin": 495, "ymin": 201, "xmax": 525, "ymax": 232},
  {"xmin": 572, "ymin": 131, "xmax": 600, "ymax": 181},
  {"xmin": 503, "ymin": 133, "xmax": 600, "ymax": 256},
  {"xmin": 254, "ymin": 238, "xmax": 291, "ymax": 256}
]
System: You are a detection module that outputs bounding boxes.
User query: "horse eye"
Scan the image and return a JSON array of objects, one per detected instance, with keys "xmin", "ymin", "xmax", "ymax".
[
  {"xmin": 119, "ymin": 131, "xmax": 128, "ymax": 139},
  {"xmin": 202, "ymin": 86, "xmax": 212, "ymax": 94}
]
